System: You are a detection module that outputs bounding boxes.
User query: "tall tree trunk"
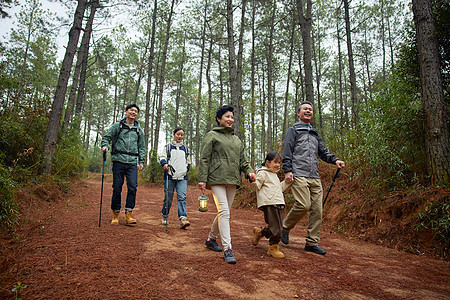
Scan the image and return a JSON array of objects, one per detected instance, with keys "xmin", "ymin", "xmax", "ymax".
[
  {"xmin": 250, "ymin": 0, "xmax": 256, "ymax": 167},
  {"xmin": 218, "ymin": 46, "xmax": 224, "ymax": 106},
  {"xmin": 296, "ymin": 0, "xmax": 314, "ymax": 119},
  {"xmin": 380, "ymin": 0, "xmax": 386, "ymax": 81},
  {"xmin": 153, "ymin": 0, "xmax": 175, "ymax": 155},
  {"xmin": 133, "ymin": 39, "xmax": 149, "ymax": 103},
  {"xmin": 336, "ymin": 6, "xmax": 344, "ymax": 130},
  {"xmin": 174, "ymin": 34, "xmax": 186, "ymax": 128},
  {"xmin": 312, "ymin": 20, "xmax": 323, "ymax": 135},
  {"xmin": 283, "ymin": 11, "xmax": 295, "ymax": 140},
  {"xmin": 195, "ymin": 0, "xmax": 207, "ymax": 166},
  {"xmin": 63, "ymin": 1, "xmax": 97, "ymax": 134},
  {"xmin": 144, "ymin": 0, "xmax": 158, "ymax": 165},
  {"xmin": 42, "ymin": 0, "xmax": 86, "ymax": 173},
  {"xmin": 412, "ymin": 0, "xmax": 449, "ymax": 186},
  {"xmin": 343, "ymin": 0, "xmax": 358, "ymax": 128},
  {"xmin": 19, "ymin": 0, "xmax": 38, "ymax": 85},
  {"xmin": 206, "ymin": 39, "xmax": 213, "ymax": 133},
  {"xmin": 235, "ymin": 0, "xmax": 247, "ymax": 139},
  {"xmin": 266, "ymin": 0, "xmax": 276, "ymax": 152},
  {"xmin": 226, "ymin": 0, "xmax": 240, "ymax": 136},
  {"xmin": 74, "ymin": 1, "xmax": 98, "ymax": 123}
]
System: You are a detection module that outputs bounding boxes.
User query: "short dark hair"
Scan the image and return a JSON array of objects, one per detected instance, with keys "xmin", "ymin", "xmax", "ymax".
[
  {"xmin": 126, "ymin": 103, "xmax": 140, "ymax": 112},
  {"xmin": 173, "ymin": 127, "xmax": 184, "ymax": 135},
  {"xmin": 261, "ymin": 152, "xmax": 281, "ymax": 166},
  {"xmin": 215, "ymin": 105, "xmax": 234, "ymax": 125},
  {"xmin": 296, "ymin": 101, "xmax": 314, "ymax": 112}
]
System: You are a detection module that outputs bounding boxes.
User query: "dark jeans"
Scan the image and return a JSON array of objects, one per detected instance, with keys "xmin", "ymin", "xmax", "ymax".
[
  {"xmin": 162, "ymin": 178, "xmax": 187, "ymax": 219},
  {"xmin": 111, "ymin": 161, "xmax": 138, "ymax": 212}
]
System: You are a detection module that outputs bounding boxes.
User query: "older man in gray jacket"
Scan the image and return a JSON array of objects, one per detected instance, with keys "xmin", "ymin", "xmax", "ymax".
[{"xmin": 281, "ymin": 101, "xmax": 345, "ymax": 255}]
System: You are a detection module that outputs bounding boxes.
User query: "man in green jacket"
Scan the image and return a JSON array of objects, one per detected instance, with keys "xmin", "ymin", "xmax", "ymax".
[{"xmin": 101, "ymin": 104, "xmax": 146, "ymax": 225}]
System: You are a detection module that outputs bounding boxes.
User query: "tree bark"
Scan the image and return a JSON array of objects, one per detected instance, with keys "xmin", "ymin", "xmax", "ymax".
[
  {"xmin": 174, "ymin": 34, "xmax": 186, "ymax": 128},
  {"xmin": 63, "ymin": 1, "xmax": 98, "ymax": 134},
  {"xmin": 266, "ymin": 0, "xmax": 276, "ymax": 152},
  {"xmin": 235, "ymin": 0, "xmax": 246, "ymax": 139},
  {"xmin": 153, "ymin": 0, "xmax": 175, "ymax": 155},
  {"xmin": 283, "ymin": 11, "xmax": 295, "ymax": 140},
  {"xmin": 75, "ymin": 1, "xmax": 98, "ymax": 119},
  {"xmin": 296, "ymin": 0, "xmax": 314, "ymax": 118},
  {"xmin": 226, "ymin": 0, "xmax": 239, "ymax": 136},
  {"xmin": 42, "ymin": 0, "xmax": 86, "ymax": 173},
  {"xmin": 144, "ymin": 0, "xmax": 158, "ymax": 165},
  {"xmin": 343, "ymin": 0, "xmax": 358, "ymax": 127},
  {"xmin": 195, "ymin": 0, "xmax": 208, "ymax": 166},
  {"xmin": 412, "ymin": 0, "xmax": 449, "ymax": 186}
]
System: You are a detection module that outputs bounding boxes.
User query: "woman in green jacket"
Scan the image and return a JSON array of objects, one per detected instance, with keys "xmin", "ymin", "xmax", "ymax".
[{"xmin": 198, "ymin": 105, "xmax": 256, "ymax": 264}]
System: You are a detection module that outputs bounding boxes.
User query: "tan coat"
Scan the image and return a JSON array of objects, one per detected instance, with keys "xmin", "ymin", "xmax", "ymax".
[{"xmin": 252, "ymin": 167, "xmax": 290, "ymax": 209}]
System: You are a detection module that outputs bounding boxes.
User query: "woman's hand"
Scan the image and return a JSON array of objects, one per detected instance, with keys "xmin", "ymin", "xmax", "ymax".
[{"xmin": 198, "ymin": 182, "xmax": 206, "ymax": 191}]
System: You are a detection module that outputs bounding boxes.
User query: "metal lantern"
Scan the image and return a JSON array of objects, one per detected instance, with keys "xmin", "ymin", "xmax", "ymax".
[{"xmin": 198, "ymin": 194, "xmax": 209, "ymax": 212}]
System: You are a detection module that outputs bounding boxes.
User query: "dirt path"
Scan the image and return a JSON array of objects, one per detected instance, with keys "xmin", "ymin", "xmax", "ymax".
[{"xmin": 1, "ymin": 175, "xmax": 449, "ymax": 299}]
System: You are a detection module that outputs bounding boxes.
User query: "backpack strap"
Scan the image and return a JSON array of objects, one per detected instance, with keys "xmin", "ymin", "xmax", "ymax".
[{"xmin": 111, "ymin": 122, "xmax": 140, "ymax": 156}]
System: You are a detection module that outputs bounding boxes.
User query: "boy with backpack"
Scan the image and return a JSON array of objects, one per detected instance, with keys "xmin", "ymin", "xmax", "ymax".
[{"xmin": 101, "ymin": 104, "xmax": 146, "ymax": 225}]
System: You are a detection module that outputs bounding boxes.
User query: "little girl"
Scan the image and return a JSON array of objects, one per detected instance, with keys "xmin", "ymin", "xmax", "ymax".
[{"xmin": 251, "ymin": 152, "xmax": 290, "ymax": 258}]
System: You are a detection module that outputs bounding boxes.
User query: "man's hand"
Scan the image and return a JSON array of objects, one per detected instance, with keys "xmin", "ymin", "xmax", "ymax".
[
  {"xmin": 285, "ymin": 171, "xmax": 293, "ymax": 183},
  {"xmin": 198, "ymin": 182, "xmax": 206, "ymax": 191},
  {"xmin": 336, "ymin": 160, "xmax": 345, "ymax": 169},
  {"xmin": 101, "ymin": 147, "xmax": 108, "ymax": 152},
  {"xmin": 138, "ymin": 164, "xmax": 144, "ymax": 171}
]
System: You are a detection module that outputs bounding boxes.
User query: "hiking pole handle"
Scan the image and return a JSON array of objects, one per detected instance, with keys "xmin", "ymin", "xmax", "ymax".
[{"xmin": 332, "ymin": 167, "xmax": 341, "ymax": 182}]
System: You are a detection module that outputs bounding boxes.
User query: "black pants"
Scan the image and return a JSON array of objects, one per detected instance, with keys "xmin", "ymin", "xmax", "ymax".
[
  {"xmin": 261, "ymin": 205, "xmax": 285, "ymax": 245},
  {"xmin": 111, "ymin": 161, "xmax": 138, "ymax": 212}
]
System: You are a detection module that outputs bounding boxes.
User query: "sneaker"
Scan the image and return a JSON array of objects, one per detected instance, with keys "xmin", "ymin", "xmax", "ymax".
[
  {"xmin": 161, "ymin": 217, "xmax": 168, "ymax": 225},
  {"xmin": 205, "ymin": 238, "xmax": 222, "ymax": 252},
  {"xmin": 304, "ymin": 245, "xmax": 327, "ymax": 255},
  {"xmin": 224, "ymin": 249, "xmax": 236, "ymax": 264},
  {"xmin": 281, "ymin": 230, "xmax": 289, "ymax": 245},
  {"xmin": 180, "ymin": 217, "xmax": 190, "ymax": 229}
]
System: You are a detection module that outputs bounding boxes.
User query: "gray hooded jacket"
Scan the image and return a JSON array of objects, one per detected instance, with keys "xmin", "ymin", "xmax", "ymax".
[{"xmin": 282, "ymin": 122, "xmax": 339, "ymax": 179}]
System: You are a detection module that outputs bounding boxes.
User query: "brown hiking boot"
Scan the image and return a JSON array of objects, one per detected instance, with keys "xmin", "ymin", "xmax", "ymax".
[
  {"xmin": 125, "ymin": 211, "xmax": 137, "ymax": 225},
  {"xmin": 111, "ymin": 211, "xmax": 119, "ymax": 225},
  {"xmin": 267, "ymin": 244, "xmax": 285, "ymax": 258},
  {"xmin": 180, "ymin": 217, "xmax": 190, "ymax": 229},
  {"xmin": 252, "ymin": 227, "xmax": 262, "ymax": 246}
]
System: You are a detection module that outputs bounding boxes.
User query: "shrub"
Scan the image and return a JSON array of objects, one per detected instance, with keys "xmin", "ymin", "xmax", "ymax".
[
  {"xmin": 415, "ymin": 199, "xmax": 450, "ymax": 246},
  {"xmin": 0, "ymin": 163, "xmax": 19, "ymax": 230}
]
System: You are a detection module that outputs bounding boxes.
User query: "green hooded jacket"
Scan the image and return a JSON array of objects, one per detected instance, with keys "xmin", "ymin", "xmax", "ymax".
[
  {"xmin": 198, "ymin": 126, "xmax": 253, "ymax": 188},
  {"xmin": 101, "ymin": 119, "xmax": 146, "ymax": 165}
]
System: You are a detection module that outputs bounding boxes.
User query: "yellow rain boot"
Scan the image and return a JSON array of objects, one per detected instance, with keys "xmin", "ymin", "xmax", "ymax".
[
  {"xmin": 125, "ymin": 210, "xmax": 137, "ymax": 225},
  {"xmin": 267, "ymin": 244, "xmax": 285, "ymax": 258},
  {"xmin": 252, "ymin": 227, "xmax": 262, "ymax": 246},
  {"xmin": 111, "ymin": 211, "xmax": 119, "ymax": 225}
]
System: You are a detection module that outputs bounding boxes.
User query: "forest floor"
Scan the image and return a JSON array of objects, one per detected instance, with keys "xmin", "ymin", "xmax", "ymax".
[{"xmin": 1, "ymin": 173, "xmax": 449, "ymax": 299}]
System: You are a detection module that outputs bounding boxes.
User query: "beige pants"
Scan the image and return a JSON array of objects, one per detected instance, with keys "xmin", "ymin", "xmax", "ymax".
[
  {"xmin": 282, "ymin": 177, "xmax": 323, "ymax": 246},
  {"xmin": 209, "ymin": 184, "xmax": 237, "ymax": 250}
]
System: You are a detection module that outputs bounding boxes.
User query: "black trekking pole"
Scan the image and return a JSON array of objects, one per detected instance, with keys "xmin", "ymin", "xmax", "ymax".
[
  {"xmin": 322, "ymin": 168, "xmax": 341, "ymax": 208},
  {"xmin": 99, "ymin": 150, "xmax": 107, "ymax": 227},
  {"xmin": 164, "ymin": 170, "xmax": 169, "ymax": 231}
]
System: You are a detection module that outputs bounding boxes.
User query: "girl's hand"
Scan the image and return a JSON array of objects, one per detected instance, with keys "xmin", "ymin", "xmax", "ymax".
[
  {"xmin": 198, "ymin": 182, "xmax": 206, "ymax": 191},
  {"xmin": 248, "ymin": 173, "xmax": 256, "ymax": 182}
]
